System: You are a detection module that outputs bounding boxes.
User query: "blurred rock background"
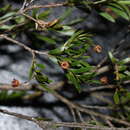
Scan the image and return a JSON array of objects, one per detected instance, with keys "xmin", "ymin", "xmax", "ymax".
[{"xmin": 0, "ymin": 0, "xmax": 129, "ymax": 130}]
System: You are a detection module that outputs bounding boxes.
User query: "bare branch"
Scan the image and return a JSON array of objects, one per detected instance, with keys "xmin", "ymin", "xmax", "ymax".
[
  {"xmin": 69, "ymin": 107, "xmax": 77, "ymax": 122},
  {"xmin": 0, "ymin": 81, "xmax": 64, "ymax": 91},
  {"xmin": 0, "ymin": 108, "xmax": 128, "ymax": 130},
  {"xmin": 81, "ymin": 105, "xmax": 114, "ymax": 110},
  {"xmin": 0, "ymin": 34, "xmax": 49, "ymax": 56},
  {"xmin": 22, "ymin": 2, "xmax": 67, "ymax": 12},
  {"xmin": 0, "ymin": 108, "xmax": 34, "ymax": 121},
  {"xmin": 96, "ymin": 65, "xmax": 110, "ymax": 75},
  {"xmin": 38, "ymin": 87, "xmax": 130, "ymax": 126},
  {"xmin": 82, "ymin": 84, "xmax": 115, "ymax": 92},
  {"xmin": 0, "ymin": 83, "xmax": 32, "ymax": 91}
]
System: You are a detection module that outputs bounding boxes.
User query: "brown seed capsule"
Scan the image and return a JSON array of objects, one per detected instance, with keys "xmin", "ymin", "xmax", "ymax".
[
  {"xmin": 93, "ymin": 45, "xmax": 102, "ymax": 53},
  {"xmin": 100, "ymin": 76, "xmax": 108, "ymax": 84},
  {"xmin": 11, "ymin": 79, "xmax": 20, "ymax": 87},
  {"xmin": 60, "ymin": 61, "xmax": 70, "ymax": 70},
  {"xmin": 104, "ymin": 8, "xmax": 117, "ymax": 18}
]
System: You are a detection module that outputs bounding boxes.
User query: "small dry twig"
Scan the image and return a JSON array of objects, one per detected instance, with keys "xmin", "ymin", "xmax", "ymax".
[
  {"xmin": 0, "ymin": 34, "xmax": 49, "ymax": 57},
  {"xmin": 22, "ymin": 2, "xmax": 67, "ymax": 12},
  {"xmin": 0, "ymin": 81, "xmax": 64, "ymax": 91},
  {"xmin": 36, "ymin": 86, "xmax": 130, "ymax": 127},
  {"xmin": 0, "ymin": 108, "xmax": 129, "ymax": 130}
]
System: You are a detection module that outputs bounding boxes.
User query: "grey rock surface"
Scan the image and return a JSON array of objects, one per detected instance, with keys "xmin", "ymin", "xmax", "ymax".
[
  {"xmin": 0, "ymin": 0, "xmax": 129, "ymax": 130},
  {"xmin": 0, "ymin": 106, "xmax": 42, "ymax": 130}
]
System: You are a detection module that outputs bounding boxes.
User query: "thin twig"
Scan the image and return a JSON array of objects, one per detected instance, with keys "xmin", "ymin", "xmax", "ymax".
[
  {"xmin": 22, "ymin": 2, "xmax": 67, "ymax": 12},
  {"xmin": 0, "ymin": 81, "xmax": 64, "ymax": 91},
  {"xmin": 0, "ymin": 108, "xmax": 128, "ymax": 130},
  {"xmin": 0, "ymin": 108, "xmax": 33, "ymax": 121},
  {"xmin": 97, "ymin": 56, "xmax": 108, "ymax": 68},
  {"xmin": 69, "ymin": 107, "xmax": 77, "ymax": 122},
  {"xmin": 21, "ymin": 12, "xmax": 38, "ymax": 23},
  {"xmin": 0, "ymin": 82, "xmax": 130, "ymax": 128},
  {"xmin": 0, "ymin": 34, "xmax": 49, "ymax": 56},
  {"xmin": 76, "ymin": 110, "xmax": 84, "ymax": 122},
  {"xmin": 106, "ymin": 120, "xmax": 114, "ymax": 127},
  {"xmin": 37, "ymin": 86, "xmax": 130, "ymax": 127},
  {"xmin": 20, "ymin": 0, "xmax": 35, "ymax": 11},
  {"xmin": 96, "ymin": 65, "xmax": 110, "ymax": 75},
  {"xmin": 0, "ymin": 83, "xmax": 32, "ymax": 91},
  {"xmin": 81, "ymin": 105, "xmax": 114, "ymax": 110},
  {"xmin": 91, "ymin": 92, "xmax": 112, "ymax": 104},
  {"xmin": 83, "ymin": 84, "xmax": 115, "ymax": 92}
]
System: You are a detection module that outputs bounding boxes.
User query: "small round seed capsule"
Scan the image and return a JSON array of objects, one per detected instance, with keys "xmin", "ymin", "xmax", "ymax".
[
  {"xmin": 60, "ymin": 61, "xmax": 70, "ymax": 70},
  {"xmin": 11, "ymin": 79, "xmax": 20, "ymax": 87},
  {"xmin": 93, "ymin": 45, "xmax": 102, "ymax": 53},
  {"xmin": 100, "ymin": 76, "xmax": 108, "ymax": 84}
]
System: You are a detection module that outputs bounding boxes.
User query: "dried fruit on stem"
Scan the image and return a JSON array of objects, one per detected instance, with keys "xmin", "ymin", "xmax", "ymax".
[
  {"xmin": 93, "ymin": 45, "xmax": 102, "ymax": 53},
  {"xmin": 60, "ymin": 61, "xmax": 70, "ymax": 70},
  {"xmin": 11, "ymin": 79, "xmax": 20, "ymax": 87}
]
